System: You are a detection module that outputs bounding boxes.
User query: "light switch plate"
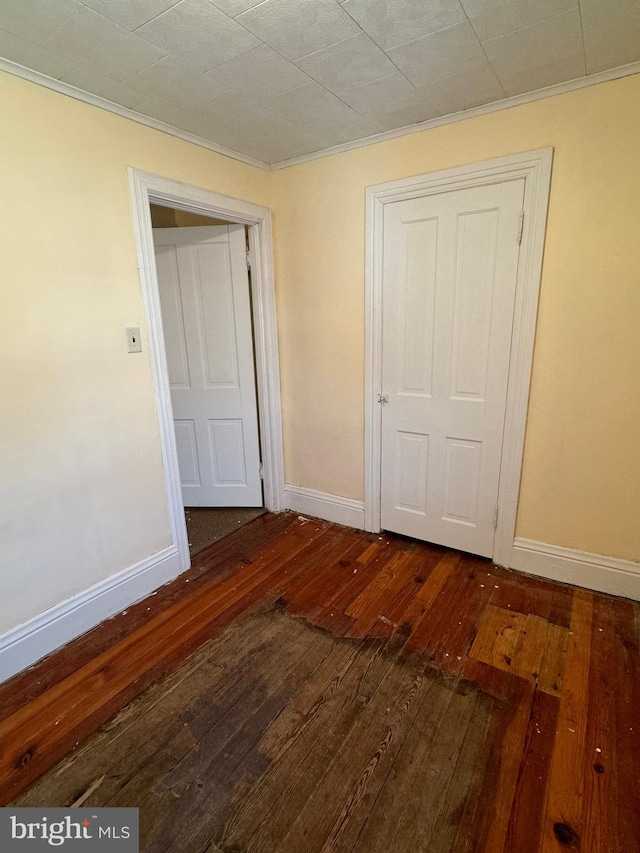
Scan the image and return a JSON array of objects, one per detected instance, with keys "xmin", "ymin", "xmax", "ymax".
[{"xmin": 126, "ymin": 327, "xmax": 142, "ymax": 353}]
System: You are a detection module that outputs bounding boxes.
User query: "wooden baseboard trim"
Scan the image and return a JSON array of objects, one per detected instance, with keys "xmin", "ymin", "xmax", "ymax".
[
  {"xmin": 284, "ymin": 485, "xmax": 365, "ymax": 530},
  {"xmin": 0, "ymin": 546, "xmax": 184, "ymax": 683},
  {"xmin": 511, "ymin": 538, "xmax": 640, "ymax": 600}
]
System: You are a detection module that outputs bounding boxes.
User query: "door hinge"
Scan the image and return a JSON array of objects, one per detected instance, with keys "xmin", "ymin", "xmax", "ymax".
[
  {"xmin": 493, "ymin": 505, "xmax": 499, "ymax": 528},
  {"xmin": 378, "ymin": 393, "xmax": 390, "ymax": 405},
  {"xmin": 246, "ymin": 248, "xmax": 253, "ymax": 269},
  {"xmin": 517, "ymin": 210, "xmax": 525, "ymax": 246},
  {"xmin": 259, "ymin": 463, "xmax": 264, "ymax": 480}
]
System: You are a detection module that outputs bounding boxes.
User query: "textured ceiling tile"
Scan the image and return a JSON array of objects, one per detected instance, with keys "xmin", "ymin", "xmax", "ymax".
[
  {"xmin": 132, "ymin": 94, "xmax": 205, "ymax": 129},
  {"xmin": 210, "ymin": 0, "xmax": 267, "ymax": 17},
  {"xmin": 581, "ymin": 0, "xmax": 640, "ymax": 73},
  {"xmin": 482, "ymin": 9, "xmax": 584, "ymax": 80},
  {"xmin": 584, "ymin": 23, "xmax": 640, "ymax": 74},
  {"xmin": 62, "ymin": 66, "xmax": 153, "ymax": 108},
  {"xmin": 81, "ymin": 0, "xmax": 179, "ymax": 31},
  {"xmin": 417, "ymin": 63, "xmax": 505, "ymax": 113},
  {"xmin": 3, "ymin": 0, "xmax": 640, "ymax": 164},
  {"xmin": 40, "ymin": 8, "xmax": 166, "ymax": 81},
  {"xmin": 119, "ymin": 89, "xmax": 175, "ymax": 114},
  {"xmin": 339, "ymin": 71, "xmax": 422, "ymax": 114},
  {"xmin": 387, "ymin": 21, "xmax": 486, "ymax": 86},
  {"xmin": 460, "ymin": 0, "xmax": 577, "ymax": 42},
  {"xmin": 0, "ymin": 0, "xmax": 81, "ymax": 42},
  {"xmin": 236, "ymin": 0, "xmax": 360, "ymax": 61},
  {"xmin": 136, "ymin": 0, "xmax": 259, "ymax": 70},
  {"xmin": 580, "ymin": 0, "xmax": 640, "ymax": 32},
  {"xmin": 296, "ymin": 32, "xmax": 396, "ymax": 92},
  {"xmin": 263, "ymin": 81, "xmax": 352, "ymax": 123},
  {"xmin": 499, "ymin": 53, "xmax": 586, "ymax": 95},
  {"xmin": 0, "ymin": 26, "xmax": 77, "ymax": 78},
  {"xmin": 208, "ymin": 43, "xmax": 309, "ymax": 101},
  {"xmin": 341, "ymin": 0, "xmax": 466, "ymax": 51},
  {"xmin": 210, "ymin": 116, "xmax": 321, "ymax": 163},
  {"xmin": 368, "ymin": 100, "xmax": 439, "ymax": 131},
  {"xmin": 301, "ymin": 109, "xmax": 382, "ymax": 146},
  {"xmin": 126, "ymin": 56, "xmax": 229, "ymax": 106},
  {"xmin": 194, "ymin": 90, "xmax": 282, "ymax": 133}
]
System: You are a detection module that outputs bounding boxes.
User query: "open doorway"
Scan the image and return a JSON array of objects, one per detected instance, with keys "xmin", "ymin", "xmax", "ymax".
[
  {"xmin": 128, "ymin": 168, "xmax": 284, "ymax": 580},
  {"xmin": 150, "ymin": 203, "xmax": 266, "ymax": 558}
]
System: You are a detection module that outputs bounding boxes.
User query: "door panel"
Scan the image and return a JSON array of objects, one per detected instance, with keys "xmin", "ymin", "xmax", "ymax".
[
  {"xmin": 154, "ymin": 225, "xmax": 262, "ymax": 508},
  {"xmin": 381, "ymin": 180, "xmax": 524, "ymax": 556}
]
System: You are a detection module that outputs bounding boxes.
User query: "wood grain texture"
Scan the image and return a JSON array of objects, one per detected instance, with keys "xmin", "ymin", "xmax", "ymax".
[
  {"xmin": 469, "ymin": 605, "xmax": 570, "ymax": 695},
  {"xmin": 1, "ymin": 512, "xmax": 638, "ymax": 852}
]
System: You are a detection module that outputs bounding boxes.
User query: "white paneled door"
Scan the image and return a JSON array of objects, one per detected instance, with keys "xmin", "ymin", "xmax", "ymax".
[
  {"xmin": 153, "ymin": 225, "xmax": 262, "ymax": 508},
  {"xmin": 381, "ymin": 179, "xmax": 525, "ymax": 557}
]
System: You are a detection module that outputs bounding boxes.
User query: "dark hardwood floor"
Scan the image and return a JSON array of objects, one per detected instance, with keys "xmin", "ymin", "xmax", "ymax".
[{"xmin": 1, "ymin": 512, "xmax": 638, "ymax": 852}]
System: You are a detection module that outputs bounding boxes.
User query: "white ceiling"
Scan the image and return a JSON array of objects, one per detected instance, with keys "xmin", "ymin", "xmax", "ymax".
[{"xmin": 1, "ymin": 0, "xmax": 639, "ymax": 166}]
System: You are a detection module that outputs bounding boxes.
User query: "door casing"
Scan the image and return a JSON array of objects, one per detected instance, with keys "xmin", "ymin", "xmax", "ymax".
[
  {"xmin": 364, "ymin": 149, "xmax": 553, "ymax": 568},
  {"xmin": 129, "ymin": 169, "xmax": 285, "ymax": 575}
]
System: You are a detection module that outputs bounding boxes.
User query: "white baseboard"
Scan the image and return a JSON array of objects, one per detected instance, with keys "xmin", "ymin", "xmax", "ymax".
[
  {"xmin": 0, "ymin": 545, "xmax": 186, "ymax": 684},
  {"xmin": 511, "ymin": 538, "xmax": 640, "ymax": 600},
  {"xmin": 284, "ymin": 485, "xmax": 365, "ymax": 530}
]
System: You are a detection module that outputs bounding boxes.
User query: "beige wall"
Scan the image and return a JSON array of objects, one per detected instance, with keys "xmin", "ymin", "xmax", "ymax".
[
  {"xmin": 2, "ymin": 68, "xmax": 639, "ymax": 640},
  {"xmin": 0, "ymin": 71, "xmax": 270, "ymax": 634},
  {"xmin": 271, "ymin": 74, "xmax": 640, "ymax": 563}
]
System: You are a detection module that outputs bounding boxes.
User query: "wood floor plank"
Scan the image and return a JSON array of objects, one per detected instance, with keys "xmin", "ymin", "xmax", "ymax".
[
  {"xmin": 404, "ymin": 552, "xmax": 471, "ymax": 657},
  {"xmin": 2, "ymin": 513, "xmax": 637, "ymax": 852},
  {"xmin": 271, "ymin": 651, "xmax": 427, "ymax": 852},
  {"xmin": 580, "ymin": 596, "xmax": 619, "ymax": 852},
  {"xmin": 223, "ymin": 637, "xmax": 405, "ymax": 853},
  {"xmin": 284, "ymin": 531, "xmax": 371, "ymax": 614},
  {"xmin": 462, "ymin": 657, "xmax": 535, "ymax": 853},
  {"xmin": 0, "ymin": 512, "xmax": 295, "ymax": 720},
  {"xmin": 469, "ymin": 605, "xmax": 527, "ymax": 672},
  {"xmin": 399, "ymin": 551, "xmax": 460, "ymax": 640},
  {"xmin": 352, "ymin": 668, "xmax": 466, "ymax": 852},
  {"xmin": 316, "ymin": 666, "xmax": 430, "ymax": 853},
  {"xmin": 0, "ymin": 518, "xmax": 327, "ymax": 802},
  {"xmin": 38, "ymin": 612, "xmax": 297, "ymax": 811},
  {"xmin": 322, "ymin": 543, "xmax": 399, "ymax": 614},
  {"xmin": 139, "ymin": 616, "xmax": 335, "ymax": 852},
  {"xmin": 369, "ymin": 548, "xmax": 444, "ymax": 638},
  {"xmin": 537, "ymin": 622, "xmax": 569, "ymax": 697},
  {"xmin": 429, "ymin": 689, "xmax": 496, "ymax": 852},
  {"xmin": 347, "ymin": 552, "xmax": 418, "ymax": 636},
  {"xmin": 539, "ymin": 589, "xmax": 594, "ymax": 851},
  {"xmin": 504, "ymin": 689, "xmax": 560, "ymax": 853},
  {"xmin": 428, "ymin": 557, "xmax": 495, "ymax": 670},
  {"xmin": 613, "ymin": 599, "xmax": 640, "ymax": 851},
  {"xmin": 399, "ymin": 688, "xmax": 484, "ymax": 851}
]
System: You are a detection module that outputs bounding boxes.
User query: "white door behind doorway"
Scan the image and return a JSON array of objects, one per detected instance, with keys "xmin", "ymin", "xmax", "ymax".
[
  {"xmin": 380, "ymin": 179, "xmax": 525, "ymax": 557},
  {"xmin": 153, "ymin": 224, "xmax": 262, "ymax": 508}
]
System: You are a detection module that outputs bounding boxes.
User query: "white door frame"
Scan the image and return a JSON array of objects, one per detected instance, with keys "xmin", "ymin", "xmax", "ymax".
[
  {"xmin": 364, "ymin": 148, "xmax": 553, "ymax": 568},
  {"xmin": 128, "ymin": 168, "xmax": 285, "ymax": 573}
]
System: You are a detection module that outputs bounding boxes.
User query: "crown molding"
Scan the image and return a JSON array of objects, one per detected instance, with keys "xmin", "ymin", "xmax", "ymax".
[
  {"xmin": 270, "ymin": 60, "xmax": 640, "ymax": 170},
  {"xmin": 2, "ymin": 54, "xmax": 640, "ymax": 173},
  {"xmin": 0, "ymin": 57, "xmax": 268, "ymax": 171}
]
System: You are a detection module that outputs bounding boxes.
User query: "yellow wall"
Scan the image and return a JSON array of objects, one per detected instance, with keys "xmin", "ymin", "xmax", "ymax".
[
  {"xmin": 271, "ymin": 74, "xmax": 640, "ymax": 562},
  {"xmin": 2, "ymin": 67, "xmax": 639, "ymax": 639},
  {"xmin": 0, "ymin": 71, "xmax": 270, "ymax": 633}
]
